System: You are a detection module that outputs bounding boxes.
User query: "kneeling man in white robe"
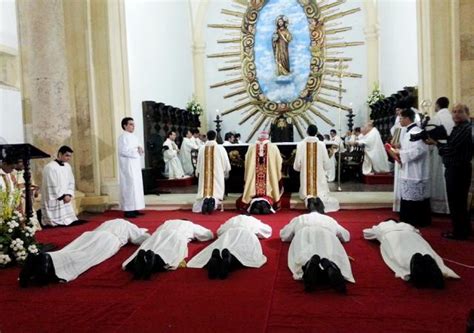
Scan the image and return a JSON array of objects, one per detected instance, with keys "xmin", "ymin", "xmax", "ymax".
[
  {"xmin": 363, "ymin": 219, "xmax": 459, "ymax": 289},
  {"xmin": 187, "ymin": 215, "xmax": 271, "ymax": 279},
  {"xmin": 294, "ymin": 125, "xmax": 339, "ymax": 213},
  {"xmin": 355, "ymin": 122, "xmax": 390, "ymax": 175},
  {"xmin": 122, "ymin": 219, "xmax": 213, "ymax": 280},
  {"xmin": 19, "ymin": 219, "xmax": 149, "ymax": 287},
  {"xmin": 163, "ymin": 130, "xmax": 186, "ymax": 179},
  {"xmin": 280, "ymin": 211, "xmax": 354, "ymax": 293},
  {"xmin": 40, "ymin": 146, "xmax": 81, "ymax": 227},
  {"xmin": 193, "ymin": 130, "xmax": 231, "ymax": 214}
]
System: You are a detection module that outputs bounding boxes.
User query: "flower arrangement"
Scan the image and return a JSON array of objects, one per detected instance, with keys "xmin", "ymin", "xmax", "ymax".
[
  {"xmin": 186, "ymin": 96, "xmax": 203, "ymax": 116},
  {"xmin": 0, "ymin": 187, "xmax": 39, "ymax": 267},
  {"xmin": 366, "ymin": 83, "xmax": 385, "ymax": 106}
]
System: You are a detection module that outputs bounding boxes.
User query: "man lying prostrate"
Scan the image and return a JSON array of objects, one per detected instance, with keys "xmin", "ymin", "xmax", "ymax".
[
  {"xmin": 187, "ymin": 214, "xmax": 271, "ymax": 280},
  {"xmin": 122, "ymin": 219, "xmax": 213, "ymax": 280},
  {"xmin": 19, "ymin": 219, "xmax": 149, "ymax": 287},
  {"xmin": 280, "ymin": 211, "xmax": 354, "ymax": 294},
  {"xmin": 363, "ymin": 219, "xmax": 459, "ymax": 289}
]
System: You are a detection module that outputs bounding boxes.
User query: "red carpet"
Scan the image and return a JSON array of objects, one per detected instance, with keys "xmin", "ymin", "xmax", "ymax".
[
  {"xmin": 0, "ymin": 209, "xmax": 473, "ymax": 333},
  {"xmin": 362, "ymin": 172, "xmax": 394, "ymax": 184}
]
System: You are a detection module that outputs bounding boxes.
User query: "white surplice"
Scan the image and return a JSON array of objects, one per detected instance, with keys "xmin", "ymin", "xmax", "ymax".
[
  {"xmin": 179, "ymin": 137, "xmax": 198, "ymax": 176},
  {"xmin": 358, "ymin": 127, "xmax": 390, "ymax": 175},
  {"xmin": 48, "ymin": 219, "xmax": 149, "ymax": 282},
  {"xmin": 41, "ymin": 160, "xmax": 78, "ymax": 226},
  {"xmin": 194, "ymin": 140, "xmax": 231, "ymax": 204},
  {"xmin": 118, "ymin": 131, "xmax": 145, "ymax": 212},
  {"xmin": 294, "ymin": 136, "xmax": 340, "ymax": 212},
  {"xmin": 187, "ymin": 215, "xmax": 271, "ymax": 268},
  {"xmin": 363, "ymin": 220, "xmax": 459, "ymax": 280},
  {"xmin": 163, "ymin": 138, "xmax": 185, "ymax": 179},
  {"xmin": 428, "ymin": 108, "xmax": 454, "ymax": 214},
  {"xmin": 122, "ymin": 219, "xmax": 213, "ymax": 270},
  {"xmin": 399, "ymin": 124, "xmax": 430, "ymax": 201},
  {"xmin": 280, "ymin": 212, "xmax": 354, "ymax": 282}
]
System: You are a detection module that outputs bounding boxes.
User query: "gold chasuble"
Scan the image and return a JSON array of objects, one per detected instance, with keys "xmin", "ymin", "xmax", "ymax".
[
  {"xmin": 203, "ymin": 145, "xmax": 215, "ymax": 197},
  {"xmin": 242, "ymin": 140, "xmax": 282, "ymax": 204},
  {"xmin": 305, "ymin": 142, "xmax": 318, "ymax": 197}
]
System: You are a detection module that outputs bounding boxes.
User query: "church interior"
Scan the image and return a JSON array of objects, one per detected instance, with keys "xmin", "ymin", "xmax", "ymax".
[{"xmin": 0, "ymin": 0, "xmax": 473, "ymax": 332}]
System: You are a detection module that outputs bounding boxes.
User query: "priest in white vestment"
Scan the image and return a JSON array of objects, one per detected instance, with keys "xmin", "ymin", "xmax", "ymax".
[
  {"xmin": 163, "ymin": 130, "xmax": 186, "ymax": 179},
  {"xmin": 280, "ymin": 212, "xmax": 354, "ymax": 292},
  {"xmin": 294, "ymin": 125, "xmax": 339, "ymax": 212},
  {"xmin": 428, "ymin": 97, "xmax": 454, "ymax": 214},
  {"xmin": 187, "ymin": 215, "xmax": 271, "ymax": 278},
  {"xmin": 19, "ymin": 219, "xmax": 149, "ymax": 286},
  {"xmin": 239, "ymin": 131, "xmax": 282, "ymax": 212},
  {"xmin": 179, "ymin": 130, "xmax": 199, "ymax": 176},
  {"xmin": 41, "ymin": 146, "xmax": 79, "ymax": 227},
  {"xmin": 192, "ymin": 129, "xmax": 204, "ymax": 147},
  {"xmin": 388, "ymin": 109, "xmax": 431, "ymax": 227},
  {"xmin": 118, "ymin": 117, "xmax": 145, "ymax": 218},
  {"xmin": 356, "ymin": 123, "xmax": 390, "ymax": 175},
  {"xmin": 363, "ymin": 219, "xmax": 459, "ymax": 284},
  {"xmin": 193, "ymin": 130, "xmax": 231, "ymax": 213},
  {"xmin": 122, "ymin": 219, "xmax": 213, "ymax": 279}
]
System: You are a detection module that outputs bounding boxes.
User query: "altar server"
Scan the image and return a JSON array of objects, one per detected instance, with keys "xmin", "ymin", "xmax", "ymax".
[{"xmin": 41, "ymin": 146, "xmax": 80, "ymax": 227}]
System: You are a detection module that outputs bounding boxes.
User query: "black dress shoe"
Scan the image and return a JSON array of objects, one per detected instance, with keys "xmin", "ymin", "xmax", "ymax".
[
  {"xmin": 134, "ymin": 211, "xmax": 145, "ymax": 216},
  {"xmin": 201, "ymin": 198, "xmax": 209, "ymax": 215},
  {"xmin": 132, "ymin": 250, "xmax": 147, "ymax": 280},
  {"xmin": 410, "ymin": 253, "xmax": 425, "ymax": 288},
  {"xmin": 153, "ymin": 254, "xmax": 167, "ymax": 272},
  {"xmin": 207, "ymin": 198, "xmax": 216, "ymax": 214},
  {"xmin": 69, "ymin": 219, "xmax": 88, "ymax": 226},
  {"xmin": 124, "ymin": 211, "xmax": 138, "ymax": 218},
  {"xmin": 320, "ymin": 258, "xmax": 346, "ymax": 294},
  {"xmin": 303, "ymin": 255, "xmax": 321, "ymax": 292},
  {"xmin": 19, "ymin": 254, "xmax": 37, "ymax": 288},
  {"xmin": 207, "ymin": 249, "xmax": 221, "ymax": 280},
  {"xmin": 220, "ymin": 248, "xmax": 232, "ymax": 280},
  {"xmin": 36, "ymin": 253, "xmax": 57, "ymax": 286},
  {"xmin": 142, "ymin": 250, "xmax": 156, "ymax": 280},
  {"xmin": 422, "ymin": 254, "xmax": 444, "ymax": 289}
]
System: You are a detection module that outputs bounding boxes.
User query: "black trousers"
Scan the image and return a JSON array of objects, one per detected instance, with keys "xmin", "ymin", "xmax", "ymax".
[
  {"xmin": 400, "ymin": 198, "xmax": 432, "ymax": 227},
  {"xmin": 445, "ymin": 163, "xmax": 472, "ymax": 238}
]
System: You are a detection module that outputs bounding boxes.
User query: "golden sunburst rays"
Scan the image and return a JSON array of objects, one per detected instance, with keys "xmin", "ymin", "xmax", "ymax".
[{"xmin": 207, "ymin": 0, "xmax": 363, "ymax": 142}]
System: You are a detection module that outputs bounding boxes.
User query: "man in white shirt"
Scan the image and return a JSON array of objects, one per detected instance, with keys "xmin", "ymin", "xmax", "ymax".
[
  {"xmin": 293, "ymin": 125, "xmax": 339, "ymax": 213},
  {"xmin": 118, "ymin": 117, "xmax": 145, "ymax": 219},
  {"xmin": 179, "ymin": 130, "xmax": 199, "ymax": 176},
  {"xmin": 280, "ymin": 212, "xmax": 354, "ymax": 293},
  {"xmin": 223, "ymin": 132, "xmax": 235, "ymax": 146},
  {"xmin": 193, "ymin": 130, "xmax": 231, "ymax": 214},
  {"xmin": 41, "ymin": 146, "xmax": 82, "ymax": 227},
  {"xmin": 428, "ymin": 97, "xmax": 454, "ymax": 214},
  {"xmin": 123, "ymin": 219, "xmax": 213, "ymax": 280},
  {"xmin": 187, "ymin": 215, "xmax": 271, "ymax": 279}
]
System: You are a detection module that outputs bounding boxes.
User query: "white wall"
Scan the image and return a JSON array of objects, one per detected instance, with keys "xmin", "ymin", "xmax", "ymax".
[
  {"xmin": 204, "ymin": 0, "xmax": 368, "ymax": 140},
  {"xmin": 124, "ymin": 0, "xmax": 195, "ymax": 148},
  {"xmin": 0, "ymin": 0, "xmax": 24, "ymax": 143},
  {"xmin": 378, "ymin": 0, "xmax": 418, "ymax": 97}
]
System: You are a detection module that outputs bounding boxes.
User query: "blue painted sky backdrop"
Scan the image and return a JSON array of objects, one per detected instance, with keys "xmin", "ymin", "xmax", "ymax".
[{"xmin": 254, "ymin": 0, "xmax": 311, "ymax": 103}]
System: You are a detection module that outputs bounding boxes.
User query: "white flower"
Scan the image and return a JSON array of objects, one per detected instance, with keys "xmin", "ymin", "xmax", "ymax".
[
  {"xmin": 0, "ymin": 254, "xmax": 11, "ymax": 265},
  {"xmin": 8, "ymin": 228, "xmax": 13, "ymax": 233},
  {"xmin": 28, "ymin": 244, "xmax": 38, "ymax": 254}
]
